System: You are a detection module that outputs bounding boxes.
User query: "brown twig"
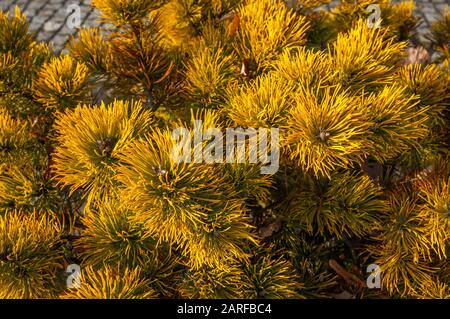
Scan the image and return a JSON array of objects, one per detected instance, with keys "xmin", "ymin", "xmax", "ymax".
[{"xmin": 329, "ymin": 259, "xmax": 367, "ymax": 288}]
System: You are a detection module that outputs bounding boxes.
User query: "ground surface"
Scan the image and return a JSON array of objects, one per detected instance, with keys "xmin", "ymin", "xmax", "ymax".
[{"xmin": 0, "ymin": 0, "xmax": 448, "ymax": 52}]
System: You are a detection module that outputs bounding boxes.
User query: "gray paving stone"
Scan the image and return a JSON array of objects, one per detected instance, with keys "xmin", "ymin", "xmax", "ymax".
[
  {"xmin": 82, "ymin": 19, "xmax": 101, "ymax": 28},
  {"xmin": 0, "ymin": 1, "xmax": 15, "ymax": 10},
  {"xmin": 29, "ymin": 16, "xmax": 47, "ymax": 30},
  {"xmin": 23, "ymin": 8, "xmax": 37, "ymax": 17},
  {"xmin": 36, "ymin": 32, "xmax": 48, "ymax": 42},
  {"xmin": 434, "ymin": 3, "xmax": 450, "ymax": 12},
  {"xmin": 27, "ymin": 1, "xmax": 44, "ymax": 10},
  {"xmin": 13, "ymin": 0, "xmax": 29, "ymax": 6},
  {"xmin": 50, "ymin": 34, "xmax": 69, "ymax": 48},
  {"xmin": 43, "ymin": 21, "xmax": 61, "ymax": 32}
]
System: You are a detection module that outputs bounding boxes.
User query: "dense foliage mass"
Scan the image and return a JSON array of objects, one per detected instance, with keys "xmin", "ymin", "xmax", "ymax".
[{"xmin": 0, "ymin": 0, "xmax": 449, "ymax": 299}]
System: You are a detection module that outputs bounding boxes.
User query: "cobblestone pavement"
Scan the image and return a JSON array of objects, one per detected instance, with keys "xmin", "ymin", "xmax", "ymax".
[{"xmin": 0, "ymin": 0, "xmax": 448, "ymax": 52}]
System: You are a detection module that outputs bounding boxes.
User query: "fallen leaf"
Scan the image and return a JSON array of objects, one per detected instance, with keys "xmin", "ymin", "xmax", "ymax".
[
  {"xmin": 259, "ymin": 216, "xmax": 283, "ymax": 238},
  {"xmin": 404, "ymin": 46, "xmax": 430, "ymax": 65}
]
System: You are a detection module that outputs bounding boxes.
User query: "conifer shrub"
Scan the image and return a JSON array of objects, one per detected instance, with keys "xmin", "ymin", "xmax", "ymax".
[{"xmin": 0, "ymin": 0, "xmax": 449, "ymax": 299}]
